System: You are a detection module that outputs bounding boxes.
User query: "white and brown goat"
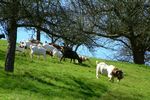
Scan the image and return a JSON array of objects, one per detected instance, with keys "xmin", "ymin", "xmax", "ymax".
[{"xmin": 96, "ymin": 61, "xmax": 123, "ymax": 82}]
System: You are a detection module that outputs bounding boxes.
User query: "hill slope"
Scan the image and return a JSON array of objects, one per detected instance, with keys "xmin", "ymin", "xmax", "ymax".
[{"xmin": 0, "ymin": 40, "xmax": 150, "ymax": 100}]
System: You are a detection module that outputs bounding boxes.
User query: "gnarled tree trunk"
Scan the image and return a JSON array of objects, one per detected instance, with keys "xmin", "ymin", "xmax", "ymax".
[
  {"xmin": 132, "ymin": 47, "xmax": 145, "ymax": 64},
  {"xmin": 5, "ymin": 19, "xmax": 17, "ymax": 72},
  {"xmin": 5, "ymin": 0, "xmax": 19, "ymax": 72},
  {"xmin": 36, "ymin": 28, "xmax": 40, "ymax": 41},
  {"xmin": 131, "ymin": 39, "xmax": 145, "ymax": 64}
]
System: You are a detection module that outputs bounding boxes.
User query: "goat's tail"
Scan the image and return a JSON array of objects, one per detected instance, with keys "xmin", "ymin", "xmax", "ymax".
[{"xmin": 96, "ymin": 60, "xmax": 99, "ymax": 65}]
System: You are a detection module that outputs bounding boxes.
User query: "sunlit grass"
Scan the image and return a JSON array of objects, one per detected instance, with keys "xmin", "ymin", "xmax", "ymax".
[{"xmin": 0, "ymin": 40, "xmax": 150, "ymax": 100}]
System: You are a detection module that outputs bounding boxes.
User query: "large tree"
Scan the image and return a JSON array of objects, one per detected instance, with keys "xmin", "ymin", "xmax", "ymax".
[
  {"xmin": 0, "ymin": 0, "xmax": 21, "ymax": 72},
  {"xmin": 0, "ymin": 0, "xmax": 97, "ymax": 72},
  {"xmin": 75, "ymin": 0, "xmax": 150, "ymax": 64},
  {"xmin": 0, "ymin": 0, "xmax": 44, "ymax": 72}
]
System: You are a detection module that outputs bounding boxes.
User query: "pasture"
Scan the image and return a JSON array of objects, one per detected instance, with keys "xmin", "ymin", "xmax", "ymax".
[{"xmin": 0, "ymin": 40, "xmax": 150, "ymax": 100}]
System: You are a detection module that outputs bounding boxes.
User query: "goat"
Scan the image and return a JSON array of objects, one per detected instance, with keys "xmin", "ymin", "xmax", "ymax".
[
  {"xmin": 49, "ymin": 43, "xmax": 62, "ymax": 50},
  {"xmin": 43, "ymin": 43, "xmax": 63, "ymax": 58},
  {"xmin": 30, "ymin": 44, "xmax": 46, "ymax": 60},
  {"xmin": 79, "ymin": 55, "xmax": 89, "ymax": 62},
  {"xmin": 52, "ymin": 48, "xmax": 63, "ymax": 58},
  {"xmin": 0, "ymin": 34, "xmax": 5, "ymax": 39},
  {"xmin": 16, "ymin": 45, "xmax": 25, "ymax": 52},
  {"xmin": 96, "ymin": 61, "xmax": 124, "ymax": 82},
  {"xmin": 20, "ymin": 39, "xmax": 42, "ymax": 49},
  {"xmin": 48, "ymin": 43, "xmax": 72, "ymax": 54},
  {"xmin": 43, "ymin": 43, "xmax": 56, "ymax": 52},
  {"xmin": 20, "ymin": 40, "xmax": 32, "ymax": 49},
  {"xmin": 60, "ymin": 49, "xmax": 82, "ymax": 63}
]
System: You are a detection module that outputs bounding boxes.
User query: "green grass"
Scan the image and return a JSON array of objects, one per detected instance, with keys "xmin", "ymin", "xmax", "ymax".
[{"xmin": 0, "ymin": 40, "xmax": 150, "ymax": 100}]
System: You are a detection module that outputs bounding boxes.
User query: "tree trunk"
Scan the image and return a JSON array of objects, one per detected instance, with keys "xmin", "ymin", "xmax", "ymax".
[
  {"xmin": 36, "ymin": 28, "xmax": 40, "ymax": 41},
  {"xmin": 5, "ymin": 19, "xmax": 17, "ymax": 72},
  {"xmin": 131, "ymin": 40, "xmax": 145, "ymax": 64},
  {"xmin": 132, "ymin": 50, "xmax": 145, "ymax": 64}
]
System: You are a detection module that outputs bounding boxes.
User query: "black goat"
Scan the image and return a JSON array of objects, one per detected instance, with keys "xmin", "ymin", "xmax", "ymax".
[
  {"xmin": 0, "ymin": 34, "xmax": 5, "ymax": 39},
  {"xmin": 60, "ymin": 49, "xmax": 82, "ymax": 63}
]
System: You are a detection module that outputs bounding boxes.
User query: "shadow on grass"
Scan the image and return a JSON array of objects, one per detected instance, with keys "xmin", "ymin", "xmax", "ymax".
[
  {"xmin": 0, "ymin": 50, "xmax": 6, "ymax": 61},
  {"xmin": 78, "ymin": 63, "xmax": 91, "ymax": 67},
  {"xmin": 101, "ymin": 90, "xmax": 144, "ymax": 100},
  {"xmin": 0, "ymin": 70, "xmax": 144, "ymax": 100},
  {"xmin": 0, "ymin": 71, "xmax": 108, "ymax": 99}
]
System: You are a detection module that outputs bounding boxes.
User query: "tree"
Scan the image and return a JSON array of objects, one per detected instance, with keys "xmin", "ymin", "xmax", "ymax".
[
  {"xmin": 0, "ymin": 0, "xmax": 43, "ymax": 72},
  {"xmin": 0, "ymin": 0, "xmax": 20, "ymax": 72},
  {"xmin": 76, "ymin": 0, "xmax": 150, "ymax": 64},
  {"xmin": 57, "ymin": 0, "xmax": 103, "ymax": 51},
  {"xmin": 0, "ymin": 0, "xmax": 92, "ymax": 72}
]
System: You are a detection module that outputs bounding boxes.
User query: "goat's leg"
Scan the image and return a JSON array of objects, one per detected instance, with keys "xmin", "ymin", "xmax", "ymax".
[
  {"xmin": 60, "ymin": 56, "xmax": 63, "ymax": 62},
  {"xmin": 70, "ymin": 59, "xmax": 72, "ymax": 63},
  {"xmin": 96, "ymin": 67, "xmax": 100, "ymax": 79},
  {"xmin": 108, "ymin": 74, "xmax": 114, "ymax": 82},
  {"xmin": 30, "ymin": 53, "xmax": 33, "ymax": 59},
  {"xmin": 43, "ymin": 53, "xmax": 46, "ymax": 60}
]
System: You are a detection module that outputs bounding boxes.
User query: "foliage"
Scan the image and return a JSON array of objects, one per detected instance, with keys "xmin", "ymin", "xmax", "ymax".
[{"xmin": 73, "ymin": 0, "xmax": 150, "ymax": 64}]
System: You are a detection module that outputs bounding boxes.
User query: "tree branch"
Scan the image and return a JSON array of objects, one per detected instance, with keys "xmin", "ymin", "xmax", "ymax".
[{"xmin": 17, "ymin": 24, "xmax": 76, "ymax": 44}]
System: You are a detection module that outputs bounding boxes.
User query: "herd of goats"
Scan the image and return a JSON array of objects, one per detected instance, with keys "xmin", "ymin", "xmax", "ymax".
[
  {"xmin": 0, "ymin": 33, "xmax": 88, "ymax": 63},
  {"xmin": 1, "ymin": 33, "xmax": 124, "ymax": 82},
  {"xmin": 17, "ymin": 39, "xmax": 89, "ymax": 63}
]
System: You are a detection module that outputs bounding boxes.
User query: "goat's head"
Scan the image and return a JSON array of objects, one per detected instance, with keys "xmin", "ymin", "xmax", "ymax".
[{"xmin": 112, "ymin": 68, "xmax": 124, "ymax": 81}]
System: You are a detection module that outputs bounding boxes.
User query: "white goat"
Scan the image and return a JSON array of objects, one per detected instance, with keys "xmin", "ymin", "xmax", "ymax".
[
  {"xmin": 96, "ymin": 61, "xmax": 124, "ymax": 82},
  {"xmin": 16, "ymin": 45, "xmax": 25, "ymax": 52},
  {"xmin": 30, "ymin": 44, "xmax": 46, "ymax": 60},
  {"xmin": 43, "ymin": 43, "xmax": 56, "ymax": 52},
  {"xmin": 20, "ymin": 40, "xmax": 32, "ymax": 49},
  {"xmin": 43, "ymin": 43, "xmax": 62, "ymax": 58},
  {"xmin": 79, "ymin": 55, "xmax": 89, "ymax": 62},
  {"xmin": 52, "ymin": 48, "xmax": 63, "ymax": 58}
]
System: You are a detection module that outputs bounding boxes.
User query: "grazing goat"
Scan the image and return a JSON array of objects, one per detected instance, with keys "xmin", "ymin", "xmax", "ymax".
[
  {"xmin": 43, "ymin": 43, "xmax": 56, "ymax": 52},
  {"xmin": 79, "ymin": 55, "xmax": 89, "ymax": 62},
  {"xmin": 0, "ymin": 34, "xmax": 5, "ymax": 39},
  {"xmin": 96, "ymin": 61, "xmax": 123, "ymax": 82},
  {"xmin": 20, "ymin": 39, "xmax": 42, "ymax": 49},
  {"xmin": 43, "ymin": 43, "xmax": 63, "ymax": 58},
  {"xmin": 49, "ymin": 43, "xmax": 62, "ymax": 50},
  {"xmin": 30, "ymin": 44, "xmax": 46, "ymax": 60},
  {"xmin": 52, "ymin": 48, "xmax": 63, "ymax": 58},
  {"xmin": 48, "ymin": 43, "xmax": 72, "ymax": 54},
  {"xmin": 20, "ymin": 40, "xmax": 32, "ymax": 49},
  {"xmin": 16, "ymin": 45, "xmax": 25, "ymax": 52},
  {"xmin": 60, "ymin": 49, "xmax": 82, "ymax": 63}
]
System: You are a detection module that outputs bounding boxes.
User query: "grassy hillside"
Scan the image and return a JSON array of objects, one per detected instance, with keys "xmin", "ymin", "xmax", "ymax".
[{"xmin": 0, "ymin": 40, "xmax": 150, "ymax": 100}]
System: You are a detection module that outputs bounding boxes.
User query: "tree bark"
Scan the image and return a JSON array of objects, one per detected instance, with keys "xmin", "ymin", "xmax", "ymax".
[
  {"xmin": 36, "ymin": 28, "xmax": 40, "ymax": 41},
  {"xmin": 131, "ymin": 39, "xmax": 145, "ymax": 64},
  {"xmin": 132, "ymin": 49, "xmax": 145, "ymax": 64},
  {"xmin": 5, "ymin": 19, "xmax": 17, "ymax": 72},
  {"xmin": 4, "ymin": 0, "xmax": 19, "ymax": 72}
]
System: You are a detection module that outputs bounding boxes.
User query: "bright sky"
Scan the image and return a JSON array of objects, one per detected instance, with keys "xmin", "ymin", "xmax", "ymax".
[{"xmin": 17, "ymin": 28, "xmax": 115, "ymax": 60}]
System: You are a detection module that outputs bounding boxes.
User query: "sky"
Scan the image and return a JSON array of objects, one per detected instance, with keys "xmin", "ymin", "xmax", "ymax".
[{"xmin": 17, "ymin": 28, "xmax": 115, "ymax": 60}]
